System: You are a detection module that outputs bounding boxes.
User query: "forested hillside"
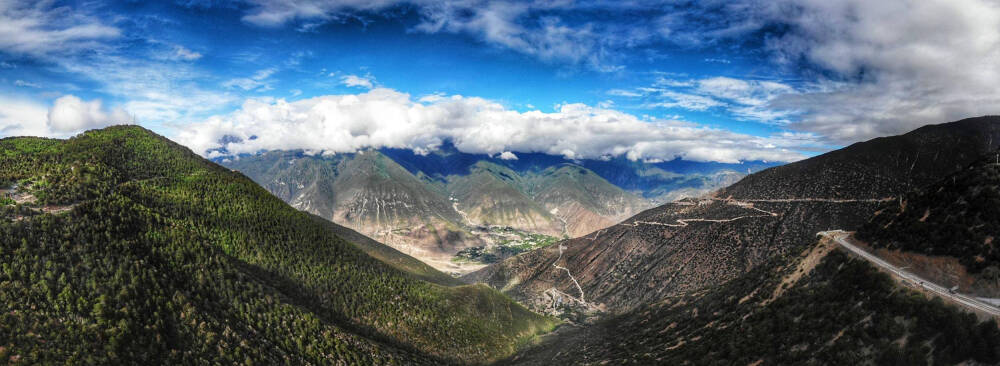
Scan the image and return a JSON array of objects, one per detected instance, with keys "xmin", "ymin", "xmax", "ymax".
[
  {"xmin": 0, "ymin": 126, "xmax": 556, "ymax": 365},
  {"xmin": 859, "ymin": 152, "xmax": 1000, "ymax": 279}
]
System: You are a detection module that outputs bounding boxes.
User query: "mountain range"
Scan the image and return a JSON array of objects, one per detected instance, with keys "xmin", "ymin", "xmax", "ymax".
[
  {"xmin": 4, "ymin": 117, "xmax": 1000, "ymax": 364},
  {"xmin": 221, "ymin": 143, "xmax": 761, "ymax": 275},
  {"xmin": 467, "ymin": 116, "xmax": 1000, "ymax": 315}
]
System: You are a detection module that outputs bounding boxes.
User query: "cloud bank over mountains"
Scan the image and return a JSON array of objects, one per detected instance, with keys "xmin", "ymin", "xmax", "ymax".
[
  {"xmin": 0, "ymin": 95, "xmax": 129, "ymax": 137},
  {"xmin": 179, "ymin": 88, "xmax": 807, "ymax": 163},
  {"xmin": 232, "ymin": 0, "xmax": 1000, "ymax": 143},
  {"xmin": 3, "ymin": 0, "xmax": 1000, "ymax": 164}
]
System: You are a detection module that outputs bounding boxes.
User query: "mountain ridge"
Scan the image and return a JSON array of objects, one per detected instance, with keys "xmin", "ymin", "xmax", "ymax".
[
  {"xmin": 466, "ymin": 116, "xmax": 1000, "ymax": 315},
  {"xmin": 225, "ymin": 148, "xmax": 731, "ymax": 274},
  {"xmin": 0, "ymin": 126, "xmax": 556, "ymax": 364}
]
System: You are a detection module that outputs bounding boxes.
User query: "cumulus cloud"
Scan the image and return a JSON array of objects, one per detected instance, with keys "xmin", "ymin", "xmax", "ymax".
[
  {"xmin": 659, "ymin": 0, "xmax": 1000, "ymax": 142},
  {"xmin": 0, "ymin": 2, "xmax": 120, "ymax": 57},
  {"xmin": 178, "ymin": 88, "xmax": 810, "ymax": 163},
  {"xmin": 0, "ymin": 94, "xmax": 131, "ymax": 138},
  {"xmin": 498, "ymin": 151, "xmax": 518, "ymax": 160},
  {"xmin": 340, "ymin": 73, "xmax": 375, "ymax": 89},
  {"xmin": 47, "ymin": 95, "xmax": 131, "ymax": 133},
  {"xmin": 0, "ymin": 95, "xmax": 50, "ymax": 137}
]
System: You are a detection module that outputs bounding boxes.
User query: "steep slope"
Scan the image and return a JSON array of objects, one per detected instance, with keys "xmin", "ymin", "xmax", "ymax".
[
  {"xmin": 466, "ymin": 116, "xmax": 1000, "ymax": 314},
  {"xmin": 447, "ymin": 161, "xmax": 563, "ymax": 236},
  {"xmin": 723, "ymin": 116, "xmax": 1000, "ymax": 200},
  {"xmin": 307, "ymin": 214, "xmax": 463, "ymax": 286},
  {"xmin": 507, "ymin": 240, "xmax": 1000, "ymax": 365},
  {"xmin": 221, "ymin": 150, "xmax": 341, "ymax": 218},
  {"xmin": 330, "ymin": 150, "xmax": 472, "ymax": 252},
  {"xmin": 225, "ymin": 152, "xmax": 654, "ymax": 273},
  {"xmin": 527, "ymin": 164, "xmax": 650, "ymax": 238},
  {"xmin": 858, "ymin": 152, "xmax": 1000, "ymax": 296},
  {"xmin": 0, "ymin": 126, "xmax": 556, "ymax": 365},
  {"xmin": 226, "ymin": 150, "xmax": 482, "ymax": 272}
]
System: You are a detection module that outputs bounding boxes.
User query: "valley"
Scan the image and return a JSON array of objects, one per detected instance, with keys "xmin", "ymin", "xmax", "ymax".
[
  {"xmin": 6, "ymin": 1, "xmax": 1000, "ymax": 363},
  {"xmin": 221, "ymin": 147, "xmax": 755, "ymax": 276},
  {"xmin": 468, "ymin": 116, "xmax": 1000, "ymax": 316},
  {"xmin": 3, "ymin": 118, "xmax": 1000, "ymax": 365}
]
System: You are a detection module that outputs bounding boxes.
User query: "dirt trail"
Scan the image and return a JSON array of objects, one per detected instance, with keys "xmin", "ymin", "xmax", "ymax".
[
  {"xmin": 553, "ymin": 243, "xmax": 587, "ymax": 304},
  {"xmin": 582, "ymin": 197, "xmax": 891, "ymax": 237},
  {"xmin": 552, "ymin": 197, "xmax": 894, "ymax": 308}
]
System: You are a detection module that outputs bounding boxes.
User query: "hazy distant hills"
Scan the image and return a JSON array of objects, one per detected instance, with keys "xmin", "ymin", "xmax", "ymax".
[
  {"xmin": 221, "ymin": 143, "xmax": 763, "ymax": 274},
  {"xmin": 468, "ymin": 116, "xmax": 1000, "ymax": 314},
  {"xmin": 0, "ymin": 126, "xmax": 556, "ymax": 365}
]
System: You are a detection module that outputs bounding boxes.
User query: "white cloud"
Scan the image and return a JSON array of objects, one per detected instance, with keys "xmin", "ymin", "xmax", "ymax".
[
  {"xmin": 47, "ymin": 95, "xmax": 131, "ymax": 133},
  {"xmin": 642, "ymin": 90, "xmax": 725, "ymax": 112},
  {"xmin": 498, "ymin": 151, "xmax": 518, "ymax": 160},
  {"xmin": 171, "ymin": 45, "xmax": 203, "ymax": 61},
  {"xmin": 660, "ymin": 0, "xmax": 1000, "ymax": 143},
  {"xmin": 14, "ymin": 80, "xmax": 39, "ymax": 88},
  {"xmin": 223, "ymin": 68, "xmax": 277, "ymax": 91},
  {"xmin": 0, "ymin": 2, "xmax": 120, "ymax": 57},
  {"xmin": 615, "ymin": 76, "xmax": 800, "ymax": 124},
  {"xmin": 58, "ymin": 54, "xmax": 238, "ymax": 127},
  {"xmin": 236, "ymin": 1, "xmax": 660, "ymax": 71},
  {"xmin": 178, "ymin": 88, "xmax": 810, "ymax": 164},
  {"xmin": 607, "ymin": 89, "xmax": 641, "ymax": 97},
  {"xmin": 0, "ymin": 95, "xmax": 50, "ymax": 137},
  {"xmin": 340, "ymin": 73, "xmax": 375, "ymax": 89},
  {"xmin": 1, "ymin": 94, "xmax": 132, "ymax": 138}
]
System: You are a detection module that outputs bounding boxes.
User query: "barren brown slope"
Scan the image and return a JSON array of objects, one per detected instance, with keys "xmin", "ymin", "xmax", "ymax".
[
  {"xmin": 464, "ymin": 116, "xmax": 1000, "ymax": 314},
  {"xmin": 226, "ymin": 150, "xmax": 484, "ymax": 272},
  {"xmin": 527, "ymin": 164, "xmax": 650, "ymax": 238},
  {"xmin": 447, "ymin": 161, "xmax": 564, "ymax": 236}
]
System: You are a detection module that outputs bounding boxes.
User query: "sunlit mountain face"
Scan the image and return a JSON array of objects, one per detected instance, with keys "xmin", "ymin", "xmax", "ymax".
[{"xmin": 4, "ymin": 1, "xmax": 1000, "ymax": 365}]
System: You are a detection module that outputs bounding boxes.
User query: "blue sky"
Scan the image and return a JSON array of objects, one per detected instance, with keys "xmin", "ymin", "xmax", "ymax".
[{"xmin": 2, "ymin": 0, "xmax": 1000, "ymax": 163}]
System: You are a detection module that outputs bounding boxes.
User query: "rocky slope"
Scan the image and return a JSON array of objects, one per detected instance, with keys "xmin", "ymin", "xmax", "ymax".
[
  {"xmin": 526, "ymin": 164, "xmax": 650, "ymax": 238},
  {"xmin": 466, "ymin": 116, "xmax": 1000, "ymax": 314},
  {"xmin": 446, "ymin": 161, "xmax": 563, "ymax": 236},
  {"xmin": 224, "ymin": 150, "xmax": 661, "ymax": 273},
  {"xmin": 225, "ymin": 150, "xmax": 484, "ymax": 273}
]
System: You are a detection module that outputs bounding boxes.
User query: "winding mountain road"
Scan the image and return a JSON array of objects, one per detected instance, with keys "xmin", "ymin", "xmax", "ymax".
[
  {"xmin": 819, "ymin": 230, "xmax": 1000, "ymax": 317},
  {"xmin": 554, "ymin": 197, "xmax": 891, "ymax": 308}
]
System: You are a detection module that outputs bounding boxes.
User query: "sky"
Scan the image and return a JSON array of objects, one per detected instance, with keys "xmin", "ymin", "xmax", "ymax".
[{"xmin": 2, "ymin": 0, "xmax": 1000, "ymax": 164}]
